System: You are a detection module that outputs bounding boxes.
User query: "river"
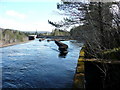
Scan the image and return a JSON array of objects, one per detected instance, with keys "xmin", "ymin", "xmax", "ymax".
[{"xmin": 1, "ymin": 39, "xmax": 82, "ymax": 88}]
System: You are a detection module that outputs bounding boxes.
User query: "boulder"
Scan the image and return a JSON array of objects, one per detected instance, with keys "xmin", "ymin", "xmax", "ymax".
[{"xmin": 54, "ymin": 41, "xmax": 68, "ymax": 53}]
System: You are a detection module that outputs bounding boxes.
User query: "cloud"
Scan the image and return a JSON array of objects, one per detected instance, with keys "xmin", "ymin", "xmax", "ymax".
[
  {"xmin": 0, "ymin": 16, "xmax": 24, "ymax": 30},
  {"xmin": 0, "ymin": 16, "xmax": 54, "ymax": 31},
  {"xmin": 6, "ymin": 10, "xmax": 26, "ymax": 19}
]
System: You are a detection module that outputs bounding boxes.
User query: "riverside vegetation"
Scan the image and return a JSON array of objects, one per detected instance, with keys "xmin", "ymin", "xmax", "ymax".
[{"xmin": 0, "ymin": 28, "xmax": 28, "ymax": 47}]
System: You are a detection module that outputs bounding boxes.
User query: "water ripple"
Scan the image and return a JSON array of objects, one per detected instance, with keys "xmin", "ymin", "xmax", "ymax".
[{"xmin": 2, "ymin": 39, "xmax": 82, "ymax": 88}]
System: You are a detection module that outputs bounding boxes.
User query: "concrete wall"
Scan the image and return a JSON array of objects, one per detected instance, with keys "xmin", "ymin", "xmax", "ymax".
[{"xmin": 73, "ymin": 47, "xmax": 120, "ymax": 89}]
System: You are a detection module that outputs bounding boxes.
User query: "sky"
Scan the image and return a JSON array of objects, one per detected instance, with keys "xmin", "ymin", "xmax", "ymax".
[
  {"xmin": 0, "ymin": 0, "xmax": 65, "ymax": 32},
  {"xmin": 0, "ymin": 0, "xmax": 119, "ymax": 32}
]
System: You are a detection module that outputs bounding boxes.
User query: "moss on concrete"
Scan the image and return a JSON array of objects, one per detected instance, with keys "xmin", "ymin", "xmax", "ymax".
[
  {"xmin": 101, "ymin": 47, "xmax": 120, "ymax": 59},
  {"xmin": 73, "ymin": 47, "xmax": 85, "ymax": 89},
  {"xmin": 74, "ymin": 46, "xmax": 120, "ymax": 89}
]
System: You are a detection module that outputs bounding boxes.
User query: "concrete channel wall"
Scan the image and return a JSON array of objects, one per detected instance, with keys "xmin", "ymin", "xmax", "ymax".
[
  {"xmin": 73, "ymin": 47, "xmax": 120, "ymax": 89},
  {"xmin": 73, "ymin": 47, "xmax": 85, "ymax": 89}
]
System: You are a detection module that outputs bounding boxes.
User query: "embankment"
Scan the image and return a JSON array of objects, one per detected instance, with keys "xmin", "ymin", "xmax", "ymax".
[
  {"xmin": 73, "ymin": 47, "xmax": 85, "ymax": 89},
  {"xmin": 73, "ymin": 47, "xmax": 120, "ymax": 89},
  {"xmin": 0, "ymin": 28, "xmax": 28, "ymax": 47}
]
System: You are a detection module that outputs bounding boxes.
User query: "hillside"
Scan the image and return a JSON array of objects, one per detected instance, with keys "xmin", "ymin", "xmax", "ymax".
[{"xmin": 0, "ymin": 28, "xmax": 28, "ymax": 47}]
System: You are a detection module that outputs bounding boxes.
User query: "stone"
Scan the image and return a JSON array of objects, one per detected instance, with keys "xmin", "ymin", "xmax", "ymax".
[{"xmin": 54, "ymin": 41, "xmax": 68, "ymax": 53}]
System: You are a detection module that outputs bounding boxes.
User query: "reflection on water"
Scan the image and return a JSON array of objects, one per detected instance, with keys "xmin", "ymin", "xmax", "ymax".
[
  {"xmin": 1, "ymin": 39, "xmax": 82, "ymax": 88},
  {"xmin": 58, "ymin": 51, "xmax": 68, "ymax": 58}
]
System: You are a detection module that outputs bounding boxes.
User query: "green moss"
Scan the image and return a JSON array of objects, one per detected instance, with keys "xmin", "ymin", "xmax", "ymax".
[
  {"xmin": 74, "ymin": 73, "xmax": 85, "ymax": 88},
  {"xmin": 73, "ymin": 47, "xmax": 85, "ymax": 88},
  {"xmin": 77, "ymin": 65, "xmax": 84, "ymax": 73},
  {"xmin": 83, "ymin": 42, "xmax": 120, "ymax": 60},
  {"xmin": 78, "ymin": 57, "xmax": 84, "ymax": 62},
  {"xmin": 101, "ymin": 48, "xmax": 120, "ymax": 59},
  {"xmin": 103, "ymin": 47, "xmax": 120, "ymax": 54}
]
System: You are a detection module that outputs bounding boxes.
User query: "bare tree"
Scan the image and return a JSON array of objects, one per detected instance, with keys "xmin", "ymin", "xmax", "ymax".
[{"xmin": 48, "ymin": 0, "xmax": 120, "ymax": 59}]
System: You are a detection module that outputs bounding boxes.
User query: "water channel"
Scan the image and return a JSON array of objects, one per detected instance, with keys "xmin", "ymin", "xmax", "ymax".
[{"xmin": 1, "ymin": 39, "xmax": 82, "ymax": 88}]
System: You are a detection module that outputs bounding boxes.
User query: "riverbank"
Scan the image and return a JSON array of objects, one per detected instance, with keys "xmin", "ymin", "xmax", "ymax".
[
  {"xmin": 0, "ymin": 28, "xmax": 29, "ymax": 48},
  {"xmin": 0, "ymin": 40, "xmax": 30, "ymax": 48}
]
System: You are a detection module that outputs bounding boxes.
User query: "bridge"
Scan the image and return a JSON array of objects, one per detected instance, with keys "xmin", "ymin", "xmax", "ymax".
[{"xmin": 36, "ymin": 35, "xmax": 70, "ymax": 39}]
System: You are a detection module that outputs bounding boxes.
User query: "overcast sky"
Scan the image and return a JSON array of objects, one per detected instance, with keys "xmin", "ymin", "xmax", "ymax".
[{"xmin": 0, "ymin": 0, "xmax": 64, "ymax": 32}]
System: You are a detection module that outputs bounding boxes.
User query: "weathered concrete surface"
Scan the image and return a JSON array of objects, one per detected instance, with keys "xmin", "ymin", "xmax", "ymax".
[{"xmin": 73, "ymin": 47, "xmax": 85, "ymax": 89}]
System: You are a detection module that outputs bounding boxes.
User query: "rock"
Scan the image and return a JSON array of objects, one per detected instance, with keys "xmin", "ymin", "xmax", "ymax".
[
  {"xmin": 39, "ymin": 38, "xmax": 45, "ymax": 41},
  {"xmin": 39, "ymin": 39, "xmax": 42, "ymax": 41},
  {"xmin": 54, "ymin": 41, "xmax": 68, "ymax": 52}
]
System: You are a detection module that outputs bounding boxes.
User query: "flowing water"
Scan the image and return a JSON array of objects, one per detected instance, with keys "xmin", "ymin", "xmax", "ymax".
[{"xmin": 1, "ymin": 39, "xmax": 82, "ymax": 88}]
